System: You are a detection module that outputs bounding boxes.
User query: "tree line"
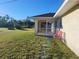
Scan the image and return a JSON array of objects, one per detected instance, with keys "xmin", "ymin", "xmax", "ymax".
[{"xmin": 0, "ymin": 15, "xmax": 34, "ymax": 30}]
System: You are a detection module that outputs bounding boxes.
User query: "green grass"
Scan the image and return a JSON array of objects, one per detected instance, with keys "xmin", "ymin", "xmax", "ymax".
[
  {"xmin": 51, "ymin": 39, "xmax": 79, "ymax": 59},
  {"xmin": 0, "ymin": 28, "xmax": 78, "ymax": 59}
]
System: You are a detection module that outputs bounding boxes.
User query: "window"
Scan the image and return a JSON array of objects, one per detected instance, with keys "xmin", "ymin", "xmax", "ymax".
[{"xmin": 54, "ymin": 19, "xmax": 63, "ymax": 29}]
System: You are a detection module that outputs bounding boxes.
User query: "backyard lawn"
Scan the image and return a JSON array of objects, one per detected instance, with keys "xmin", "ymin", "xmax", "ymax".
[{"xmin": 0, "ymin": 28, "xmax": 78, "ymax": 59}]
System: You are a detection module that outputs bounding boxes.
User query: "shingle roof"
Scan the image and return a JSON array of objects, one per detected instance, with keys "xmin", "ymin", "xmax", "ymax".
[{"xmin": 33, "ymin": 13, "xmax": 55, "ymax": 17}]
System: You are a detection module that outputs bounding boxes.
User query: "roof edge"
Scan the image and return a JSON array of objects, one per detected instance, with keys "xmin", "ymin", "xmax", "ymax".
[
  {"xmin": 32, "ymin": 13, "xmax": 55, "ymax": 17},
  {"xmin": 54, "ymin": 0, "xmax": 68, "ymax": 17}
]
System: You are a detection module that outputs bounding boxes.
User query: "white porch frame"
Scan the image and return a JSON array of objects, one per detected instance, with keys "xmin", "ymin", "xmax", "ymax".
[{"xmin": 34, "ymin": 17, "xmax": 55, "ymax": 36}]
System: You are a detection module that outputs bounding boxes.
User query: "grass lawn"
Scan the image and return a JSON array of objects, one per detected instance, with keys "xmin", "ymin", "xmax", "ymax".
[{"xmin": 0, "ymin": 28, "xmax": 78, "ymax": 59}]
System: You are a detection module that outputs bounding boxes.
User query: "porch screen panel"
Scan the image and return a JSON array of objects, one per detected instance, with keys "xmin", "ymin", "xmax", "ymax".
[
  {"xmin": 47, "ymin": 22, "xmax": 52, "ymax": 33},
  {"xmin": 38, "ymin": 20, "xmax": 46, "ymax": 33}
]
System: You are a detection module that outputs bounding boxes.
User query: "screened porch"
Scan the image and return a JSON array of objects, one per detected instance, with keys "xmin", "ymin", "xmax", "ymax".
[{"xmin": 36, "ymin": 19, "xmax": 55, "ymax": 36}]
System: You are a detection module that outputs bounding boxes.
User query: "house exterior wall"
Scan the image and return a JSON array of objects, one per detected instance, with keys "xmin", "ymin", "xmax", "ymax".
[{"xmin": 62, "ymin": 4, "xmax": 79, "ymax": 56}]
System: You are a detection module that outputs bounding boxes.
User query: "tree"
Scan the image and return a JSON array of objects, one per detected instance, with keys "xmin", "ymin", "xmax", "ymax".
[
  {"xmin": 8, "ymin": 17, "xmax": 16, "ymax": 30},
  {"xmin": 0, "ymin": 15, "xmax": 35, "ymax": 30},
  {"xmin": 0, "ymin": 15, "xmax": 9, "ymax": 27}
]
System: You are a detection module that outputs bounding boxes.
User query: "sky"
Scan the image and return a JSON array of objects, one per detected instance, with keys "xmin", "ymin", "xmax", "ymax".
[{"xmin": 0, "ymin": 0, "xmax": 64, "ymax": 20}]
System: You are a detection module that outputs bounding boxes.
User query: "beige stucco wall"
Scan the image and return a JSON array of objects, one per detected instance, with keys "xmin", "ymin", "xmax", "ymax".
[{"xmin": 62, "ymin": 4, "xmax": 79, "ymax": 56}]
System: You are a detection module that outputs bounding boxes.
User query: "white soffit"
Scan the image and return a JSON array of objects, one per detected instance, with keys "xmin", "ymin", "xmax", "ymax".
[{"xmin": 54, "ymin": 0, "xmax": 79, "ymax": 17}]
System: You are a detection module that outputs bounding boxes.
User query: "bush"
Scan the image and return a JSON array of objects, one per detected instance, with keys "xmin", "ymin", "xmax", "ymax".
[{"xmin": 15, "ymin": 24, "xmax": 23, "ymax": 30}]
